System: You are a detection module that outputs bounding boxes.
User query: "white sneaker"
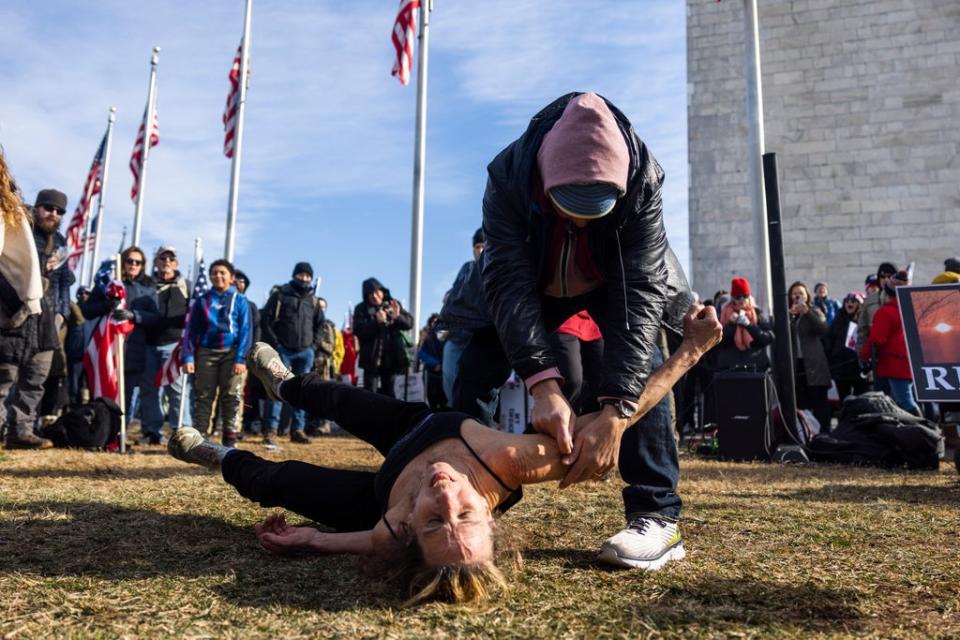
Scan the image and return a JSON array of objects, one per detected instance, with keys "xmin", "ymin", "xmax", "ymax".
[{"xmin": 598, "ymin": 515, "xmax": 685, "ymax": 570}]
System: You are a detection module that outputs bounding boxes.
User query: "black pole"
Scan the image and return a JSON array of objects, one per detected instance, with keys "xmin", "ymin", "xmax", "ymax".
[{"xmin": 763, "ymin": 152, "xmax": 798, "ymax": 441}]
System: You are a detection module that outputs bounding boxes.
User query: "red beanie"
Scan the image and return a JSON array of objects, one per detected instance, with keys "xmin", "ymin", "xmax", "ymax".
[{"xmin": 730, "ymin": 277, "xmax": 751, "ymax": 298}]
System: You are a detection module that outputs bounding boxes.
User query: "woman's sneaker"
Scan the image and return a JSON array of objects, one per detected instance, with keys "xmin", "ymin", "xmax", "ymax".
[
  {"xmin": 168, "ymin": 427, "xmax": 231, "ymax": 469},
  {"xmin": 598, "ymin": 515, "xmax": 685, "ymax": 570},
  {"xmin": 248, "ymin": 342, "xmax": 294, "ymax": 401}
]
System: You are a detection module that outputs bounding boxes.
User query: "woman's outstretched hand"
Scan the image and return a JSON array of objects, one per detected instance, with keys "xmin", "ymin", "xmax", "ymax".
[{"xmin": 254, "ymin": 513, "xmax": 323, "ymax": 555}]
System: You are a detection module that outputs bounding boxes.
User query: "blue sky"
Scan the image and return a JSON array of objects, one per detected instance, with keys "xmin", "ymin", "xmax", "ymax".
[{"xmin": 0, "ymin": 0, "xmax": 688, "ymax": 328}]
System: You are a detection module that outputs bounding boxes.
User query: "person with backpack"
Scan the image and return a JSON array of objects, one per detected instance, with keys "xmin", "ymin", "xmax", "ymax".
[{"xmin": 260, "ymin": 262, "xmax": 325, "ymax": 444}]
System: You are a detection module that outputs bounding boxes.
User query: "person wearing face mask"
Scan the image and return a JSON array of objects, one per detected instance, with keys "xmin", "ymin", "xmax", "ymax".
[
  {"xmin": 860, "ymin": 270, "xmax": 920, "ymax": 416},
  {"xmin": 167, "ymin": 302, "xmax": 721, "ymax": 606},
  {"xmin": 260, "ymin": 262, "xmax": 326, "ymax": 444}
]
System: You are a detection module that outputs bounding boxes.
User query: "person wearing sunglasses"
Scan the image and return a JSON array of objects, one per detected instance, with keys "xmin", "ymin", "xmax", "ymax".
[
  {"xmin": 713, "ymin": 276, "xmax": 774, "ymax": 374},
  {"xmin": 80, "ymin": 245, "xmax": 160, "ymax": 441},
  {"xmin": 28, "ymin": 189, "xmax": 76, "ymax": 428}
]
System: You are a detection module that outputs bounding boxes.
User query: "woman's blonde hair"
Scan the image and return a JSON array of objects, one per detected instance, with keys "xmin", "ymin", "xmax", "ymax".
[
  {"xmin": 365, "ymin": 519, "xmax": 522, "ymax": 607},
  {"xmin": 0, "ymin": 145, "xmax": 27, "ymax": 230}
]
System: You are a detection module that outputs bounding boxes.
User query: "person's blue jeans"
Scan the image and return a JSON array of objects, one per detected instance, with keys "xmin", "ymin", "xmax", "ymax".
[
  {"xmin": 879, "ymin": 376, "xmax": 920, "ymax": 416},
  {"xmin": 618, "ymin": 346, "xmax": 681, "ymax": 520},
  {"xmin": 125, "ymin": 362, "xmax": 163, "ymax": 436},
  {"xmin": 442, "ymin": 333, "xmax": 470, "ymax": 406},
  {"xmin": 266, "ymin": 346, "xmax": 315, "ymax": 433},
  {"xmin": 147, "ymin": 342, "xmax": 193, "ymax": 429}
]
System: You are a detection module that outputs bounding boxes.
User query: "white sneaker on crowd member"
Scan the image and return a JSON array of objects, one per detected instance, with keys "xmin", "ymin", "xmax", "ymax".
[
  {"xmin": 598, "ymin": 515, "xmax": 685, "ymax": 570},
  {"xmin": 168, "ymin": 427, "xmax": 233, "ymax": 469},
  {"xmin": 248, "ymin": 342, "xmax": 295, "ymax": 402}
]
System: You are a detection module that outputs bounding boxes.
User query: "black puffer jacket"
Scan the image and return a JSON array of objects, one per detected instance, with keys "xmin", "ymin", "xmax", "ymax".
[
  {"xmin": 353, "ymin": 279, "xmax": 413, "ymax": 374},
  {"xmin": 481, "ymin": 92, "xmax": 692, "ymax": 400},
  {"xmin": 261, "ymin": 281, "xmax": 324, "ymax": 352}
]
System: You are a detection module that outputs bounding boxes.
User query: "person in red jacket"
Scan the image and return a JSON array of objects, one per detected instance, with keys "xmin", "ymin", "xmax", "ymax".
[{"xmin": 860, "ymin": 270, "xmax": 919, "ymax": 416}]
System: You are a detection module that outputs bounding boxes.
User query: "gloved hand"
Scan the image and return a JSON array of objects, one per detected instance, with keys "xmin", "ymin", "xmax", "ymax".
[
  {"xmin": 112, "ymin": 309, "xmax": 135, "ymax": 322},
  {"xmin": 735, "ymin": 313, "xmax": 751, "ymax": 327}
]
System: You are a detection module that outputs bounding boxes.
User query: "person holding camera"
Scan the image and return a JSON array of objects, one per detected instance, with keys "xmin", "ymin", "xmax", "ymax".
[
  {"xmin": 787, "ymin": 280, "xmax": 831, "ymax": 432},
  {"xmin": 353, "ymin": 277, "xmax": 413, "ymax": 397}
]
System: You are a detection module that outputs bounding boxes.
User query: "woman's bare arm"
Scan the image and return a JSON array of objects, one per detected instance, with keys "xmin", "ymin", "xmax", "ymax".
[{"xmin": 254, "ymin": 513, "xmax": 380, "ymax": 556}]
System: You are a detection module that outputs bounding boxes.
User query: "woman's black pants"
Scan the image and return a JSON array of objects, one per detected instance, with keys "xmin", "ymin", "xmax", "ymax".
[{"xmin": 221, "ymin": 374, "xmax": 432, "ymax": 531}]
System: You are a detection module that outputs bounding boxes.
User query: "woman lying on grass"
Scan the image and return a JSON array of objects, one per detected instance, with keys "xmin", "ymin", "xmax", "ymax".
[{"xmin": 168, "ymin": 303, "xmax": 720, "ymax": 606}]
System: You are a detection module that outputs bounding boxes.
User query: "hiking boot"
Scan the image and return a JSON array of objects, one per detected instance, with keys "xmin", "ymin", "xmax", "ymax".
[
  {"xmin": 168, "ymin": 427, "xmax": 231, "ymax": 469},
  {"xmin": 5, "ymin": 432, "xmax": 54, "ymax": 450},
  {"xmin": 598, "ymin": 515, "xmax": 685, "ymax": 570},
  {"xmin": 290, "ymin": 430, "xmax": 312, "ymax": 444},
  {"xmin": 248, "ymin": 342, "xmax": 294, "ymax": 401},
  {"xmin": 262, "ymin": 430, "xmax": 277, "ymax": 446},
  {"xmin": 222, "ymin": 432, "xmax": 239, "ymax": 448}
]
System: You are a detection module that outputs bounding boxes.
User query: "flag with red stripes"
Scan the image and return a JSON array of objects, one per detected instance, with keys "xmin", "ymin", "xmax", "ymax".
[
  {"xmin": 223, "ymin": 42, "xmax": 244, "ymax": 158},
  {"xmin": 155, "ymin": 259, "xmax": 209, "ymax": 387},
  {"xmin": 65, "ymin": 133, "xmax": 107, "ymax": 271},
  {"xmin": 129, "ymin": 106, "xmax": 159, "ymax": 201},
  {"xmin": 391, "ymin": 0, "xmax": 421, "ymax": 85},
  {"xmin": 83, "ymin": 280, "xmax": 136, "ymax": 402}
]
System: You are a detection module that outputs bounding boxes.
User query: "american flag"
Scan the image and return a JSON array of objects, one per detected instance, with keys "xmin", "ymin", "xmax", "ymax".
[
  {"xmin": 391, "ymin": 0, "xmax": 421, "ymax": 85},
  {"xmin": 129, "ymin": 106, "xmax": 159, "ymax": 201},
  {"xmin": 65, "ymin": 134, "xmax": 107, "ymax": 271},
  {"xmin": 83, "ymin": 280, "xmax": 136, "ymax": 402},
  {"xmin": 155, "ymin": 259, "xmax": 209, "ymax": 388},
  {"xmin": 223, "ymin": 42, "xmax": 248, "ymax": 158}
]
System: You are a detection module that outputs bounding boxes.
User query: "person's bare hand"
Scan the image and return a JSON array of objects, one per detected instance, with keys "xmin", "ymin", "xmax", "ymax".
[
  {"xmin": 795, "ymin": 301, "xmax": 809, "ymax": 315},
  {"xmin": 184, "ymin": 362, "xmax": 196, "ymax": 374},
  {"xmin": 233, "ymin": 363, "xmax": 247, "ymax": 376},
  {"xmin": 530, "ymin": 380, "xmax": 574, "ymax": 455},
  {"xmin": 682, "ymin": 303, "xmax": 723, "ymax": 356},
  {"xmin": 559, "ymin": 406, "xmax": 625, "ymax": 488},
  {"xmin": 254, "ymin": 513, "xmax": 322, "ymax": 555}
]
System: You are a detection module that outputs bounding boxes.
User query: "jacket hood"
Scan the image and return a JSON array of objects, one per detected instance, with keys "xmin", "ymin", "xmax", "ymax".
[
  {"xmin": 361, "ymin": 277, "xmax": 388, "ymax": 301},
  {"xmin": 488, "ymin": 92, "xmax": 663, "ymax": 229}
]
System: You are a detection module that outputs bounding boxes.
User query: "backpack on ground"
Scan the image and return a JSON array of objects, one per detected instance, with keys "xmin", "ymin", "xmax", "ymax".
[
  {"xmin": 805, "ymin": 392, "xmax": 942, "ymax": 469},
  {"xmin": 41, "ymin": 398, "xmax": 123, "ymax": 450}
]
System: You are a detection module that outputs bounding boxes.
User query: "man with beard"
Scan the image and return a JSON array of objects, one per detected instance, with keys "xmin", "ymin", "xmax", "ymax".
[
  {"xmin": 4, "ymin": 189, "xmax": 74, "ymax": 448},
  {"xmin": 261, "ymin": 262, "xmax": 325, "ymax": 444}
]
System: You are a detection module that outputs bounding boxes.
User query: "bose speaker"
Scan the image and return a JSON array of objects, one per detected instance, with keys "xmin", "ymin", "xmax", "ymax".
[{"xmin": 712, "ymin": 369, "xmax": 775, "ymax": 461}]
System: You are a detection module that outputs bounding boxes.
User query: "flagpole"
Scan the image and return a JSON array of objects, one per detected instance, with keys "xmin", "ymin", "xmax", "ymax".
[
  {"xmin": 87, "ymin": 107, "xmax": 117, "ymax": 289},
  {"xmin": 115, "ymin": 254, "xmax": 127, "ymax": 454},
  {"xmin": 132, "ymin": 46, "xmax": 160, "ymax": 248},
  {"xmin": 408, "ymin": 0, "xmax": 431, "ymax": 337},
  {"xmin": 176, "ymin": 237, "xmax": 202, "ymax": 430},
  {"xmin": 224, "ymin": 0, "xmax": 253, "ymax": 263}
]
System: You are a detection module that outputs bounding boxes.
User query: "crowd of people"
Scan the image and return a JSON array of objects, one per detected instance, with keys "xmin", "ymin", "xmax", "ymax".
[
  {"xmin": 693, "ymin": 258, "xmax": 960, "ymax": 434},
  {"xmin": 2, "ymin": 91, "xmax": 956, "ymax": 608}
]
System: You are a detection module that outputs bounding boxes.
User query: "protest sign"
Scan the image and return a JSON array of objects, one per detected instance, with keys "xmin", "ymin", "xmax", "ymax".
[{"xmin": 896, "ymin": 283, "xmax": 960, "ymax": 402}]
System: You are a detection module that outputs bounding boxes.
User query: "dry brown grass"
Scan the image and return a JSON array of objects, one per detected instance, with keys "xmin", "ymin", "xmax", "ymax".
[{"xmin": 1, "ymin": 436, "xmax": 958, "ymax": 639}]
